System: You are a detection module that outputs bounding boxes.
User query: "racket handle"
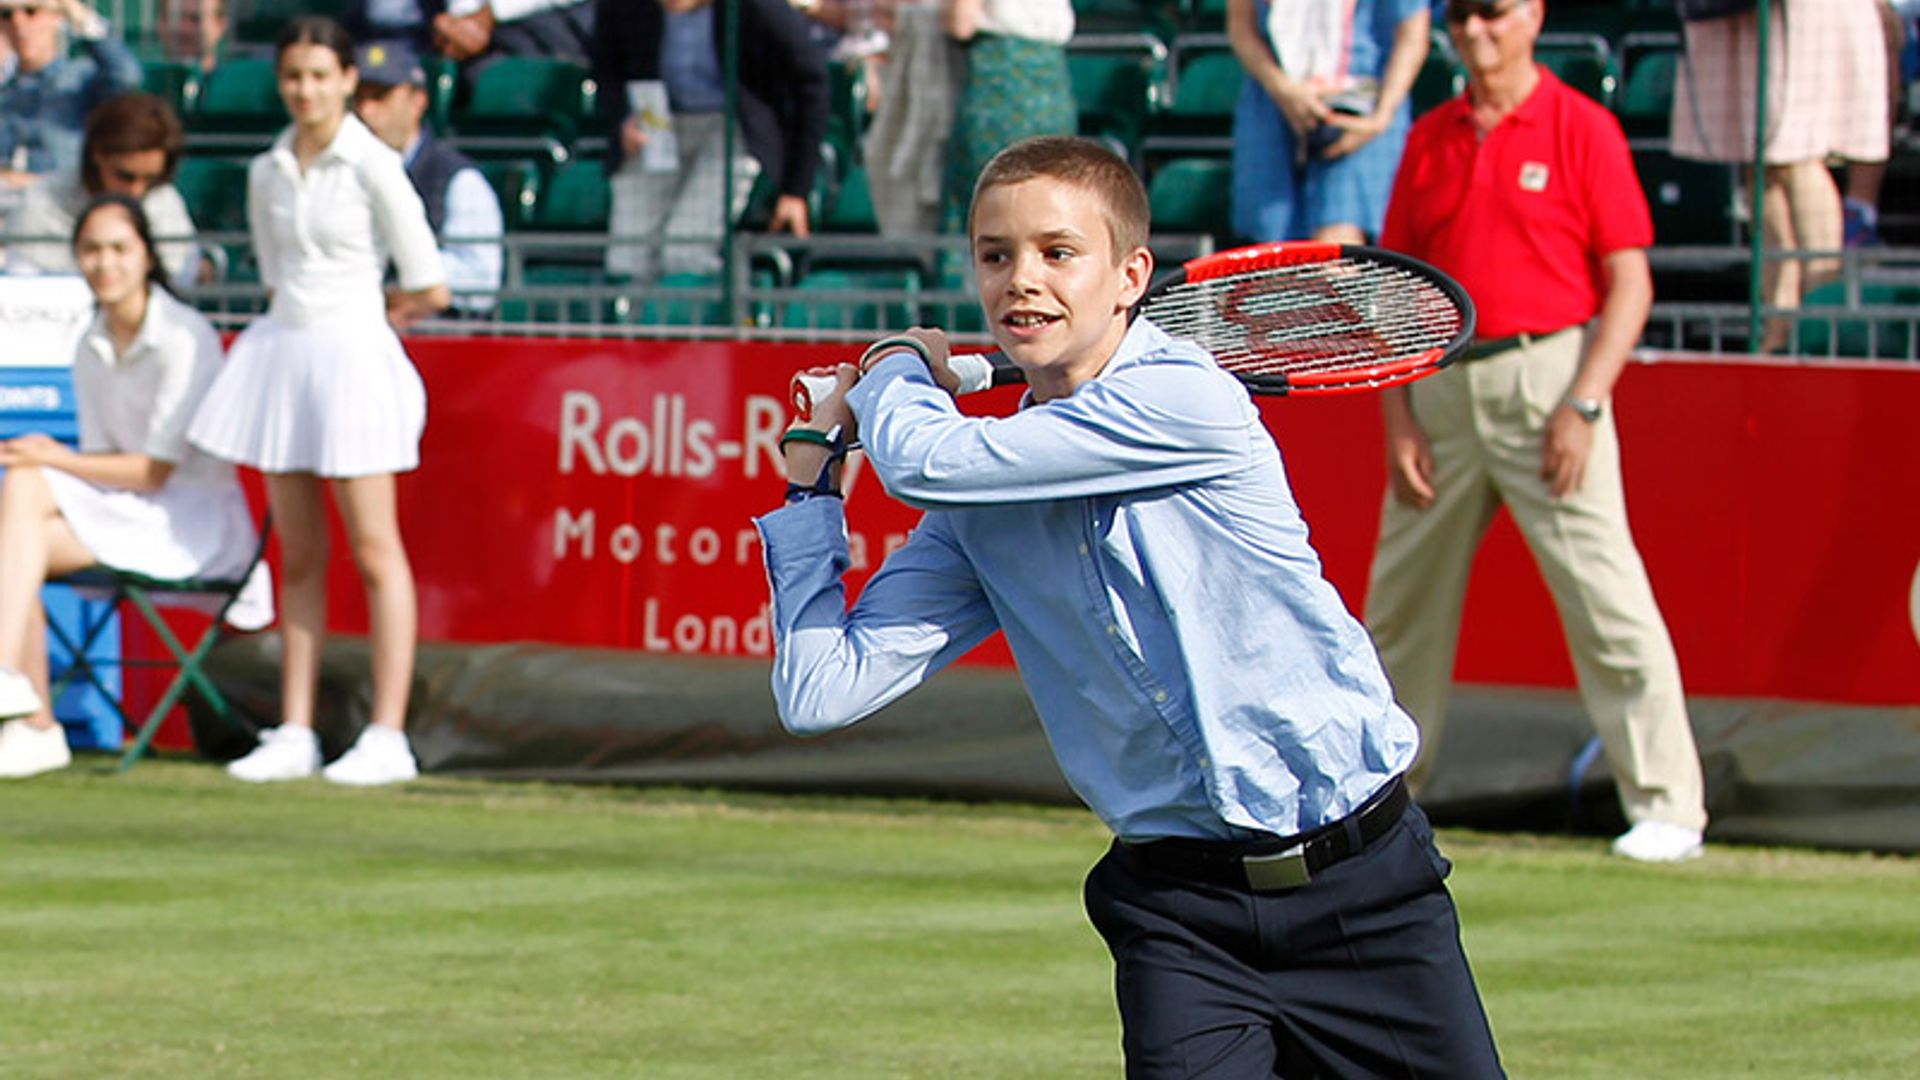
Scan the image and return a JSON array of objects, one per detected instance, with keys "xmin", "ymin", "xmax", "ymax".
[{"xmin": 788, "ymin": 352, "xmax": 1006, "ymax": 421}]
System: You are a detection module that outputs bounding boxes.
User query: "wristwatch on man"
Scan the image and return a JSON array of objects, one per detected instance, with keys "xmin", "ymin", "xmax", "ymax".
[{"xmin": 1562, "ymin": 395, "xmax": 1604, "ymax": 423}]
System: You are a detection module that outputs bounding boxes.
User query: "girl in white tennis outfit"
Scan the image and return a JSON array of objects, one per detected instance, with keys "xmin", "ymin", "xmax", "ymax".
[
  {"xmin": 190, "ymin": 16, "xmax": 449, "ymax": 787},
  {"xmin": 0, "ymin": 195, "xmax": 271, "ymax": 780}
]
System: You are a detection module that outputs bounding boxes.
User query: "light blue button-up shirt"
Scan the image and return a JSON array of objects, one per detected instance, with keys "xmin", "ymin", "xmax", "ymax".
[{"xmin": 756, "ymin": 319, "xmax": 1417, "ymax": 842}]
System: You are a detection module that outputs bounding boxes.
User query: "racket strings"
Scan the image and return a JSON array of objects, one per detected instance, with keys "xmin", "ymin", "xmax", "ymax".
[{"xmin": 1143, "ymin": 260, "xmax": 1463, "ymax": 386}]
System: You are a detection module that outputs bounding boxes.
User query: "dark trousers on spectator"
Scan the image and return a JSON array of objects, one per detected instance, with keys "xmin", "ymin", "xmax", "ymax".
[{"xmin": 1083, "ymin": 801, "xmax": 1505, "ymax": 1078}]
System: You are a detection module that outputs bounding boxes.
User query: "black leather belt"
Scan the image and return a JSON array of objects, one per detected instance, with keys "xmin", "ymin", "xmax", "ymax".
[
  {"xmin": 1460, "ymin": 334, "xmax": 1526, "ymax": 362},
  {"xmin": 1120, "ymin": 777, "xmax": 1410, "ymax": 893}
]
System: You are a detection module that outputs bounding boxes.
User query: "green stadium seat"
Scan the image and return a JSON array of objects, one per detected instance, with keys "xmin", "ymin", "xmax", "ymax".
[
  {"xmin": 1536, "ymin": 32, "xmax": 1616, "ymax": 108},
  {"xmin": 234, "ymin": 0, "xmax": 347, "ymax": 43},
  {"xmin": 817, "ymin": 163, "xmax": 877, "ymax": 234},
  {"xmin": 1067, "ymin": 33, "xmax": 1168, "ymax": 161},
  {"xmin": 1794, "ymin": 282, "xmax": 1920, "ymax": 359},
  {"xmin": 1147, "ymin": 154, "xmax": 1233, "ymax": 241},
  {"xmin": 1074, "ymin": 0, "xmax": 1179, "ymax": 39},
  {"xmin": 1625, "ymin": 0, "xmax": 1683, "ymax": 35},
  {"xmin": 628, "ymin": 270, "xmax": 734, "ymax": 328},
  {"xmin": 476, "ymin": 158, "xmax": 543, "ymax": 231},
  {"xmin": 1616, "ymin": 33, "xmax": 1681, "ymax": 140},
  {"xmin": 780, "ymin": 266, "xmax": 922, "ymax": 332},
  {"xmin": 172, "ymin": 155, "xmax": 251, "ymax": 233},
  {"xmin": 141, "ymin": 58, "xmax": 201, "ymax": 117},
  {"xmin": 498, "ymin": 265, "xmax": 630, "ymax": 324},
  {"xmin": 451, "ymin": 56, "xmax": 593, "ymax": 143},
  {"xmin": 932, "ymin": 258, "xmax": 987, "ymax": 335},
  {"xmin": 1161, "ymin": 37, "xmax": 1241, "ymax": 136},
  {"xmin": 190, "ymin": 55, "xmax": 286, "ymax": 136},
  {"xmin": 423, "ymin": 54, "xmax": 458, "ymax": 137},
  {"xmin": 1633, "ymin": 148, "xmax": 1736, "ymax": 246},
  {"xmin": 1542, "ymin": 0, "xmax": 1628, "ymax": 41},
  {"xmin": 172, "ymin": 155, "xmax": 253, "ymax": 287},
  {"xmin": 532, "ymin": 158, "xmax": 610, "ymax": 232},
  {"xmin": 1412, "ymin": 32, "xmax": 1463, "ymax": 117},
  {"xmin": 824, "ymin": 60, "xmax": 868, "ymax": 178},
  {"xmin": 1182, "ymin": 0, "xmax": 1228, "ymax": 32}
]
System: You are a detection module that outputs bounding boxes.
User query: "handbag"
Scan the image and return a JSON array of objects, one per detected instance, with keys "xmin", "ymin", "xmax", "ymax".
[{"xmin": 1673, "ymin": 0, "xmax": 1757, "ymax": 21}]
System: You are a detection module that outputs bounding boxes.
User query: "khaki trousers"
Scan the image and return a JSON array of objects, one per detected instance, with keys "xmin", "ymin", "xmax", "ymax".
[{"xmin": 1364, "ymin": 328, "xmax": 1707, "ymax": 831}]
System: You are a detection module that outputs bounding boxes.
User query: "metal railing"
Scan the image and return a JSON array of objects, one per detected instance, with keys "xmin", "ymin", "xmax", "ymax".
[{"xmin": 8, "ymin": 225, "xmax": 1918, "ymax": 360}]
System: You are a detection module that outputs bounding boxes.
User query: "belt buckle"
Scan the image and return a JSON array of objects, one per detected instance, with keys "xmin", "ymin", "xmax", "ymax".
[{"xmin": 1241, "ymin": 845, "xmax": 1310, "ymax": 892}]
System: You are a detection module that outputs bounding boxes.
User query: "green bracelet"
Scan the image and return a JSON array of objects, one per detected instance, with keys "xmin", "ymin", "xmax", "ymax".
[
  {"xmin": 859, "ymin": 335, "xmax": 932, "ymax": 371},
  {"xmin": 779, "ymin": 427, "xmax": 835, "ymax": 450}
]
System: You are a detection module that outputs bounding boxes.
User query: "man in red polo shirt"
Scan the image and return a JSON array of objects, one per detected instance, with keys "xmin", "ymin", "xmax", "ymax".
[{"xmin": 1363, "ymin": 0, "xmax": 1708, "ymax": 863}]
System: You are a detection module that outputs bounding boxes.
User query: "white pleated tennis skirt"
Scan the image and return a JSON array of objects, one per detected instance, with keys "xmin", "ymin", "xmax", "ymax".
[
  {"xmin": 188, "ymin": 312, "xmax": 427, "ymax": 477},
  {"xmin": 44, "ymin": 469, "xmax": 276, "ymax": 630}
]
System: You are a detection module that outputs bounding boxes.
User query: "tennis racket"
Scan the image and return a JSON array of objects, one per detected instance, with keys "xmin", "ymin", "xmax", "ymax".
[{"xmin": 791, "ymin": 241, "xmax": 1475, "ymax": 420}]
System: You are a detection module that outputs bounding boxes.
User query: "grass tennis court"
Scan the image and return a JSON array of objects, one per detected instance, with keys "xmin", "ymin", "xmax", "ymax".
[{"xmin": 4, "ymin": 759, "xmax": 1916, "ymax": 1078}]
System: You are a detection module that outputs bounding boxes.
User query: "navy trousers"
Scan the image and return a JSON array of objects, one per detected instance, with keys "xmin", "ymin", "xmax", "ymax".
[{"xmin": 1083, "ymin": 802, "xmax": 1505, "ymax": 1079}]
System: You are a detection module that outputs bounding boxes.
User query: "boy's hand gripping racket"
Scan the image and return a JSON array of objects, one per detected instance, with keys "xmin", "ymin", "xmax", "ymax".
[{"xmin": 792, "ymin": 241, "xmax": 1475, "ymax": 420}]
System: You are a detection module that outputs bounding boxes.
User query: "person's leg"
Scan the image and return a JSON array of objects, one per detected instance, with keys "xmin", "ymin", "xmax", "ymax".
[
  {"xmin": 1758, "ymin": 165, "xmax": 1802, "ymax": 352},
  {"xmin": 329, "ymin": 473, "xmax": 415, "ymax": 731},
  {"xmin": 1781, "ymin": 158, "xmax": 1844, "ymax": 295},
  {"xmin": 228, "ymin": 472, "xmax": 327, "ymax": 781},
  {"xmin": 1761, "ymin": 159, "xmax": 1845, "ymax": 349},
  {"xmin": 661, "ymin": 111, "xmax": 742, "ymax": 278},
  {"xmin": 265, "ymin": 473, "xmax": 329, "ymax": 731},
  {"xmin": 1083, "ymin": 846, "xmax": 1284, "ymax": 1078},
  {"xmin": 1487, "ymin": 333, "xmax": 1707, "ymax": 837},
  {"xmin": 1364, "ymin": 367, "xmax": 1501, "ymax": 792},
  {"xmin": 1262, "ymin": 804, "xmax": 1505, "ymax": 1077},
  {"xmin": 0, "ymin": 465, "xmax": 100, "ymax": 729},
  {"xmin": 607, "ymin": 154, "xmax": 680, "ymax": 282}
]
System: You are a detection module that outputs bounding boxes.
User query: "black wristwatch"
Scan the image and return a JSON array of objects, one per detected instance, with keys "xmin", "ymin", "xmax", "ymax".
[{"xmin": 1562, "ymin": 395, "xmax": 1604, "ymax": 423}]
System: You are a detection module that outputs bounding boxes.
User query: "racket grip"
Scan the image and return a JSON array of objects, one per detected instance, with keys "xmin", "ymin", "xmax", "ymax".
[
  {"xmin": 947, "ymin": 352, "xmax": 997, "ymax": 395},
  {"xmin": 789, "ymin": 352, "xmax": 1001, "ymax": 420},
  {"xmin": 790, "ymin": 372, "xmax": 833, "ymax": 421}
]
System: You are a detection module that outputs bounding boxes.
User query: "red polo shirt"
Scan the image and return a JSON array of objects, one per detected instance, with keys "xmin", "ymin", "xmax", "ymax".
[{"xmin": 1380, "ymin": 68, "xmax": 1652, "ymax": 340}]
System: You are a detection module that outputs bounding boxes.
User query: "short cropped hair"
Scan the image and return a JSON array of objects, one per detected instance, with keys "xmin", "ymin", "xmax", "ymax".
[
  {"xmin": 80, "ymin": 92, "xmax": 186, "ymax": 193},
  {"xmin": 967, "ymin": 136, "xmax": 1150, "ymax": 262}
]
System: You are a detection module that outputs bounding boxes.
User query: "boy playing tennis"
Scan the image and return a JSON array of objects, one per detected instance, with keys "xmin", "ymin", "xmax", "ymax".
[{"xmin": 756, "ymin": 136, "xmax": 1504, "ymax": 1077}]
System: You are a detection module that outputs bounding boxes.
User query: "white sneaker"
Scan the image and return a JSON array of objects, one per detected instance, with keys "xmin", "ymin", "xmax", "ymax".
[
  {"xmin": 226, "ymin": 725, "xmax": 321, "ymax": 783},
  {"xmin": 0, "ymin": 719, "xmax": 72, "ymax": 779},
  {"xmin": 1611, "ymin": 821, "xmax": 1705, "ymax": 863},
  {"xmin": 322, "ymin": 725, "xmax": 419, "ymax": 787},
  {"xmin": 0, "ymin": 667, "xmax": 43, "ymax": 720}
]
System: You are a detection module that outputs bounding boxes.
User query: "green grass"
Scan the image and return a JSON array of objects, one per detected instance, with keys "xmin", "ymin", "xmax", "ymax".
[{"xmin": 3, "ymin": 759, "xmax": 1917, "ymax": 1078}]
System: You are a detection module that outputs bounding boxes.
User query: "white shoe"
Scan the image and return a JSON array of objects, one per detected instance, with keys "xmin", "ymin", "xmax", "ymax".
[
  {"xmin": 1611, "ymin": 821, "xmax": 1704, "ymax": 863},
  {"xmin": 0, "ymin": 719, "xmax": 72, "ymax": 779},
  {"xmin": 322, "ymin": 725, "xmax": 418, "ymax": 787},
  {"xmin": 0, "ymin": 667, "xmax": 43, "ymax": 720},
  {"xmin": 226, "ymin": 725, "xmax": 321, "ymax": 783}
]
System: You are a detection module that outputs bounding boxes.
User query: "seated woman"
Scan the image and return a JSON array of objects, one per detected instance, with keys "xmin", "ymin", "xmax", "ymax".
[
  {"xmin": 5, "ymin": 91, "xmax": 208, "ymax": 289},
  {"xmin": 0, "ymin": 194, "xmax": 269, "ymax": 779}
]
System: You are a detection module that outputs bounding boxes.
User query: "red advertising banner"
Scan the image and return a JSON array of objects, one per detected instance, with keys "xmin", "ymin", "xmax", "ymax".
[{"xmin": 309, "ymin": 339, "xmax": 1918, "ymax": 707}]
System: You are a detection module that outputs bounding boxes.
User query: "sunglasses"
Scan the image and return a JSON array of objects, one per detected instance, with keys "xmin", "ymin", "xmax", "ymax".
[
  {"xmin": 106, "ymin": 164, "xmax": 166, "ymax": 186},
  {"xmin": 1446, "ymin": 0, "xmax": 1528, "ymax": 23},
  {"xmin": 1, "ymin": 4, "xmax": 52, "ymax": 17}
]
